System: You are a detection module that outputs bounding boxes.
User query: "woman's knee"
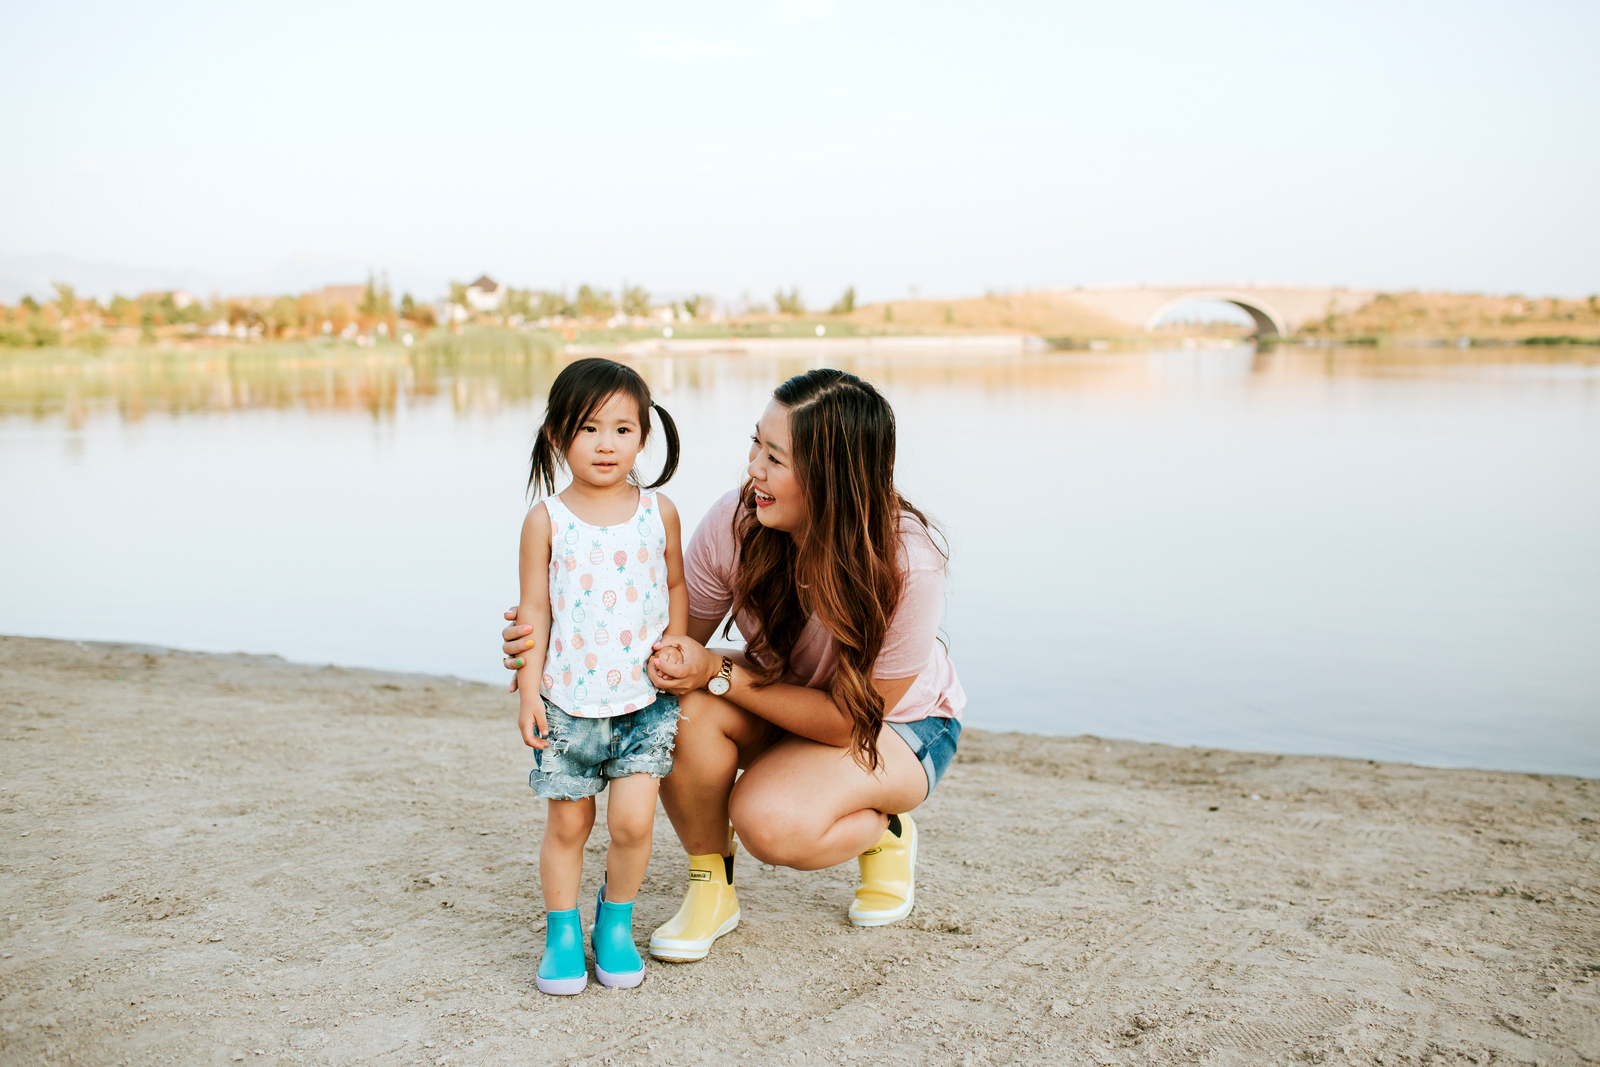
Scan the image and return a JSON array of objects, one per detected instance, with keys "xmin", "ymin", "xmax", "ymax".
[
  {"xmin": 677, "ymin": 689, "xmax": 729, "ymax": 732},
  {"xmin": 729, "ymin": 788, "xmax": 814, "ymax": 867}
]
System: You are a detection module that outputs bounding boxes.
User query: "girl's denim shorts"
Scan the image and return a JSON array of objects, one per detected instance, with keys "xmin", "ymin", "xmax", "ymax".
[
  {"xmin": 529, "ymin": 693, "xmax": 681, "ymax": 802},
  {"xmin": 887, "ymin": 715, "xmax": 962, "ymax": 799}
]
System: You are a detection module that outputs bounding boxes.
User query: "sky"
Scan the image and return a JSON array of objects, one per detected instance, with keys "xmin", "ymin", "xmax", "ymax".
[{"xmin": 2, "ymin": 0, "xmax": 1597, "ymax": 305}]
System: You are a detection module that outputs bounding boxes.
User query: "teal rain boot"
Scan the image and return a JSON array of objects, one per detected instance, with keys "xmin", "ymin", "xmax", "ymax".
[
  {"xmin": 592, "ymin": 898, "xmax": 646, "ymax": 988},
  {"xmin": 536, "ymin": 908, "xmax": 587, "ymax": 995}
]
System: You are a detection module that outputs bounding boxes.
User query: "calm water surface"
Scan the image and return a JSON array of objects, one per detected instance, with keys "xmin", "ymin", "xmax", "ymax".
[{"xmin": 2, "ymin": 343, "xmax": 1597, "ymax": 775}]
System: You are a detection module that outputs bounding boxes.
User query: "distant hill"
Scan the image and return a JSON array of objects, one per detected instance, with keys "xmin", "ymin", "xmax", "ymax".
[
  {"xmin": 0, "ymin": 254, "xmax": 409, "ymax": 306},
  {"xmin": 0, "ymin": 255, "xmax": 217, "ymax": 306},
  {"xmin": 840, "ymin": 290, "xmax": 1136, "ymax": 341},
  {"xmin": 1295, "ymin": 291, "xmax": 1600, "ymax": 344},
  {"xmin": 845, "ymin": 288, "xmax": 1600, "ymax": 344}
]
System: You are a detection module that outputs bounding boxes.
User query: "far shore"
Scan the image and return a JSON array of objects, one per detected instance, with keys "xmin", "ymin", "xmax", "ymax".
[
  {"xmin": 7, "ymin": 285, "xmax": 1600, "ymax": 360},
  {"xmin": 2, "ymin": 634, "xmax": 1596, "ymax": 1066}
]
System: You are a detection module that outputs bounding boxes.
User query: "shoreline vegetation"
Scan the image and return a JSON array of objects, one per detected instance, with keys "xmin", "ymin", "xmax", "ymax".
[
  {"xmin": 4, "ymin": 326, "xmax": 1596, "ymax": 425},
  {"xmin": 3, "ymin": 635, "xmax": 1596, "ymax": 1065},
  {"xmin": 4, "ymin": 276, "xmax": 1599, "ymax": 357}
]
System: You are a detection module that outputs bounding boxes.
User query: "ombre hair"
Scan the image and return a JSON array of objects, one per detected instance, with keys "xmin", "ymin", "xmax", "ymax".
[
  {"xmin": 527, "ymin": 358, "xmax": 679, "ymax": 498},
  {"xmin": 727, "ymin": 369, "xmax": 941, "ymax": 772}
]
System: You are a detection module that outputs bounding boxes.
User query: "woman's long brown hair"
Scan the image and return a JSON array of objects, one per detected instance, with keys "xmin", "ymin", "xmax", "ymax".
[{"xmin": 727, "ymin": 369, "xmax": 940, "ymax": 773}]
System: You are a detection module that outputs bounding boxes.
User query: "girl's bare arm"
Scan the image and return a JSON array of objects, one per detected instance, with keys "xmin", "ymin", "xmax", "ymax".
[
  {"xmin": 514, "ymin": 504, "xmax": 554, "ymax": 747},
  {"xmin": 656, "ymin": 493, "xmax": 690, "ymax": 637},
  {"xmin": 515, "ymin": 502, "xmax": 555, "ymax": 671}
]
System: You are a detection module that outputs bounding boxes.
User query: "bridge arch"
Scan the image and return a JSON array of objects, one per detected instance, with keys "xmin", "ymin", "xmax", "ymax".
[{"xmin": 1144, "ymin": 292, "xmax": 1287, "ymax": 338}]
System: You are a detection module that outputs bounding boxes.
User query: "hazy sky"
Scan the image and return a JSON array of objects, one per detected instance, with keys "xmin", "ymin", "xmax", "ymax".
[{"xmin": 2, "ymin": 0, "xmax": 1596, "ymax": 303}]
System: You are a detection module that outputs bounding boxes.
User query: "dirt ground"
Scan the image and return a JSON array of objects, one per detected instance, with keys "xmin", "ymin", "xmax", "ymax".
[{"xmin": 2, "ymin": 636, "xmax": 1597, "ymax": 1067}]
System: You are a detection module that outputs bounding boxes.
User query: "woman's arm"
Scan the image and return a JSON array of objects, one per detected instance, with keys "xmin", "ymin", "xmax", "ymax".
[
  {"xmin": 649, "ymin": 633, "xmax": 915, "ymax": 747},
  {"xmin": 503, "ymin": 607, "xmax": 720, "ymax": 664},
  {"xmin": 719, "ymin": 664, "xmax": 916, "ymax": 748},
  {"xmin": 685, "ymin": 615, "xmax": 721, "ymax": 644}
]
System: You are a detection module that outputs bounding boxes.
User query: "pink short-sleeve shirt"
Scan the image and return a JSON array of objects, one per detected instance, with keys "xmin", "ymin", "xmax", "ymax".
[{"xmin": 683, "ymin": 490, "xmax": 965, "ymax": 723}]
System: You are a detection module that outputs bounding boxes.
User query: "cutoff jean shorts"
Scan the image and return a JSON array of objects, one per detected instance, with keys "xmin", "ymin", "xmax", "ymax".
[
  {"xmin": 528, "ymin": 693, "xmax": 681, "ymax": 802},
  {"xmin": 888, "ymin": 715, "xmax": 962, "ymax": 799}
]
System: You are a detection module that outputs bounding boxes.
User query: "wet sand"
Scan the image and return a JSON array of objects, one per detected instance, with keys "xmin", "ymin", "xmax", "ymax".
[{"xmin": 1, "ymin": 635, "xmax": 1596, "ymax": 1066}]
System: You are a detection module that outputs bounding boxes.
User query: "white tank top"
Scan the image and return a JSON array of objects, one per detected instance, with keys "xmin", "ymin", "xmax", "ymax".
[{"xmin": 540, "ymin": 490, "xmax": 670, "ymax": 718}]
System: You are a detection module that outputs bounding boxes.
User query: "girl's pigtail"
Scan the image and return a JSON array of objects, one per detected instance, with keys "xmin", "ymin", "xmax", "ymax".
[
  {"xmin": 527, "ymin": 426, "xmax": 559, "ymax": 498},
  {"xmin": 644, "ymin": 402, "xmax": 680, "ymax": 490}
]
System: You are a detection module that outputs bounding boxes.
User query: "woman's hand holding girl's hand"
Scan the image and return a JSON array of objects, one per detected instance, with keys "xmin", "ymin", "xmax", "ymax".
[
  {"xmin": 647, "ymin": 634, "xmax": 714, "ymax": 695},
  {"xmin": 502, "ymin": 607, "xmax": 536, "ymax": 692}
]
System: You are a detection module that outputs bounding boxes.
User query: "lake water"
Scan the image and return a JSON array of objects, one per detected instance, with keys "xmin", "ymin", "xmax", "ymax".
[{"xmin": 2, "ymin": 342, "xmax": 1597, "ymax": 776}]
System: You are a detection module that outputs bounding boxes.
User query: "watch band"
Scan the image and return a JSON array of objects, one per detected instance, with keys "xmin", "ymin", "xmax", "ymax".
[{"xmin": 708, "ymin": 656, "xmax": 734, "ymax": 694}]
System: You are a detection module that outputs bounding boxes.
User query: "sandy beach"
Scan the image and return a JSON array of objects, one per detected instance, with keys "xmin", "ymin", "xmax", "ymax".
[{"xmin": 1, "ymin": 635, "xmax": 1596, "ymax": 1066}]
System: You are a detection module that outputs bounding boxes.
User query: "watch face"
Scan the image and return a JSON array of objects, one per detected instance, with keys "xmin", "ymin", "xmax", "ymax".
[{"xmin": 708, "ymin": 677, "xmax": 731, "ymax": 695}]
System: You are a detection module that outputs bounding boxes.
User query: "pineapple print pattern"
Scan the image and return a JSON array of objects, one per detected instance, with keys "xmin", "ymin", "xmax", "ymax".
[{"xmin": 541, "ymin": 491, "xmax": 670, "ymax": 718}]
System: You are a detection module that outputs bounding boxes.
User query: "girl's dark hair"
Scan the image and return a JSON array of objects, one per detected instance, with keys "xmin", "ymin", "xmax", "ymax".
[
  {"xmin": 527, "ymin": 358, "xmax": 679, "ymax": 497},
  {"xmin": 727, "ymin": 368, "xmax": 941, "ymax": 773}
]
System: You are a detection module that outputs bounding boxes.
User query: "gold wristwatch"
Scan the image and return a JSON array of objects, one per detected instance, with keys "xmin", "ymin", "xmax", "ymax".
[{"xmin": 707, "ymin": 656, "xmax": 733, "ymax": 696}]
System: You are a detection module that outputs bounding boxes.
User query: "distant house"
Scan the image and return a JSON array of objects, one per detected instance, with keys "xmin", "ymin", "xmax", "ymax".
[
  {"xmin": 135, "ymin": 290, "xmax": 197, "ymax": 309},
  {"xmin": 319, "ymin": 285, "xmax": 366, "ymax": 312},
  {"xmin": 465, "ymin": 275, "xmax": 504, "ymax": 313}
]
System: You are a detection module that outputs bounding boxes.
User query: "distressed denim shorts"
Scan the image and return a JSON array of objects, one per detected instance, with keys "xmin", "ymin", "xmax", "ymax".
[
  {"xmin": 528, "ymin": 693, "xmax": 681, "ymax": 802},
  {"xmin": 888, "ymin": 715, "xmax": 962, "ymax": 800}
]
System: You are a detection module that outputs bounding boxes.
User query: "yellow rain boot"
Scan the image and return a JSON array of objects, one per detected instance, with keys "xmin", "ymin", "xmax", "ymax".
[
  {"xmin": 849, "ymin": 813, "xmax": 917, "ymax": 926},
  {"xmin": 649, "ymin": 828, "xmax": 740, "ymax": 962}
]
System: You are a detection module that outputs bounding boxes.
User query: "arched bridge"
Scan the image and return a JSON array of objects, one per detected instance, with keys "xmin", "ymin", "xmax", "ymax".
[{"xmin": 1063, "ymin": 284, "xmax": 1376, "ymax": 338}]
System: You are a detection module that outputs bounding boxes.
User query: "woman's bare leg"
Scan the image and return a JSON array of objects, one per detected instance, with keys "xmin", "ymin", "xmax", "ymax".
[
  {"xmin": 729, "ymin": 725, "xmax": 927, "ymax": 871},
  {"xmin": 658, "ymin": 687, "xmax": 780, "ymax": 855}
]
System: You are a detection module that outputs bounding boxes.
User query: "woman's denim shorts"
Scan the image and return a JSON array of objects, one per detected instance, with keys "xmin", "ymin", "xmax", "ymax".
[
  {"xmin": 888, "ymin": 715, "xmax": 962, "ymax": 799},
  {"xmin": 529, "ymin": 694, "xmax": 681, "ymax": 802}
]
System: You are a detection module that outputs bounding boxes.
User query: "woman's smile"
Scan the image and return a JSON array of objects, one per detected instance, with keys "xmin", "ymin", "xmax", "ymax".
[{"xmin": 747, "ymin": 401, "xmax": 804, "ymax": 530}]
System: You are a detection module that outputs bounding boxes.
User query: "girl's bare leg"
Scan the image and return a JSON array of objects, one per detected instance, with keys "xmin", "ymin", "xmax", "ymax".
[
  {"xmin": 729, "ymin": 725, "xmax": 928, "ymax": 870},
  {"xmin": 601, "ymin": 774, "xmax": 661, "ymax": 903},
  {"xmin": 540, "ymin": 797, "xmax": 595, "ymax": 911},
  {"xmin": 658, "ymin": 687, "xmax": 780, "ymax": 855}
]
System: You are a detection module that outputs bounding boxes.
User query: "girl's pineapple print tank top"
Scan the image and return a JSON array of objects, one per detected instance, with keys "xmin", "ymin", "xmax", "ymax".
[{"xmin": 540, "ymin": 490, "xmax": 670, "ymax": 718}]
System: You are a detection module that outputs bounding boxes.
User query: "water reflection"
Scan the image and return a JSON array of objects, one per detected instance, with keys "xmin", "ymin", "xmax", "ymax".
[
  {"xmin": 5, "ymin": 339, "xmax": 1595, "ymax": 425},
  {"xmin": 0, "ymin": 337, "xmax": 559, "ymax": 424},
  {"xmin": 2, "ymin": 338, "xmax": 1597, "ymax": 775}
]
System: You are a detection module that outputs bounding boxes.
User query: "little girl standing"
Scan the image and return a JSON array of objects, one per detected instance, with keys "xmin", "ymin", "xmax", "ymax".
[{"xmin": 510, "ymin": 357, "xmax": 687, "ymax": 995}]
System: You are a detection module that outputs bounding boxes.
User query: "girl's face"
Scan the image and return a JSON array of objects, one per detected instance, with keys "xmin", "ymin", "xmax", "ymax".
[
  {"xmin": 748, "ymin": 400, "xmax": 806, "ymax": 534},
  {"xmin": 565, "ymin": 391, "xmax": 644, "ymax": 489}
]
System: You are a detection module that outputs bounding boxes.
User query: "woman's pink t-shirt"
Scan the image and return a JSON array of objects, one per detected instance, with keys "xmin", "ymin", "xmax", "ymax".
[{"xmin": 683, "ymin": 489, "xmax": 965, "ymax": 723}]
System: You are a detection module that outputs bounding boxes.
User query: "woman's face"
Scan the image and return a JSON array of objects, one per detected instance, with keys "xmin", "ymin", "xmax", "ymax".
[{"xmin": 748, "ymin": 400, "xmax": 806, "ymax": 533}]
